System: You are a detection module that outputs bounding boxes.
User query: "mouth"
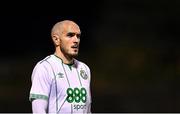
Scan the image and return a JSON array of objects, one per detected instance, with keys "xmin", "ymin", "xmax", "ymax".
[{"xmin": 71, "ymin": 45, "xmax": 79, "ymax": 49}]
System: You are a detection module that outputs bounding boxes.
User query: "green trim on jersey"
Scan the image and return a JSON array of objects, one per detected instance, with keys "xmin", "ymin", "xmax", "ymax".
[
  {"xmin": 62, "ymin": 63, "xmax": 71, "ymax": 87},
  {"xmin": 29, "ymin": 93, "xmax": 48, "ymax": 101},
  {"xmin": 76, "ymin": 69, "xmax": 82, "ymax": 86},
  {"xmin": 53, "ymin": 54, "xmax": 74, "ymax": 70},
  {"xmin": 67, "ymin": 64, "xmax": 73, "ymax": 70},
  {"xmin": 45, "ymin": 59, "xmax": 59, "ymax": 112},
  {"xmin": 53, "ymin": 54, "xmax": 63, "ymax": 61}
]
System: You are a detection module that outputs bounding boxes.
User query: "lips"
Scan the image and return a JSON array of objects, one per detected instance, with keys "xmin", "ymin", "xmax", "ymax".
[{"xmin": 71, "ymin": 45, "xmax": 78, "ymax": 48}]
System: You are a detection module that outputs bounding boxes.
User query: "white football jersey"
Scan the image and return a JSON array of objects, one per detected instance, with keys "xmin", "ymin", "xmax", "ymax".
[{"xmin": 29, "ymin": 54, "xmax": 91, "ymax": 113}]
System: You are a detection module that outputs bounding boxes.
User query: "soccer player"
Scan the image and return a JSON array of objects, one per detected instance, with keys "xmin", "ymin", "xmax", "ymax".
[{"xmin": 29, "ymin": 20, "xmax": 91, "ymax": 113}]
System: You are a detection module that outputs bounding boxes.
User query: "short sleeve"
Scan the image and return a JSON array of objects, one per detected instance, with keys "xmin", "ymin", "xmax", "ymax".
[{"xmin": 29, "ymin": 62, "xmax": 52, "ymax": 102}]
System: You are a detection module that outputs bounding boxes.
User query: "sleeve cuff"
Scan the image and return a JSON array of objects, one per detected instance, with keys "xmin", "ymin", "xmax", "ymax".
[{"xmin": 29, "ymin": 93, "xmax": 48, "ymax": 102}]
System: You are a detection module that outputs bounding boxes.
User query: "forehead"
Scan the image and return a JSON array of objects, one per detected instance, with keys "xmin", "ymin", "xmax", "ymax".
[{"xmin": 63, "ymin": 23, "xmax": 81, "ymax": 34}]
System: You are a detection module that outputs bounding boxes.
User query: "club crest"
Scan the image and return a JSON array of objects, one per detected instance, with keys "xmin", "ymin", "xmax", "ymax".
[{"xmin": 80, "ymin": 69, "xmax": 88, "ymax": 80}]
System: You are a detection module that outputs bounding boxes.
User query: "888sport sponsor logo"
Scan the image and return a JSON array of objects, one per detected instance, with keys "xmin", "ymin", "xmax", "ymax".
[
  {"xmin": 66, "ymin": 87, "xmax": 87, "ymax": 111},
  {"xmin": 66, "ymin": 87, "xmax": 87, "ymax": 103}
]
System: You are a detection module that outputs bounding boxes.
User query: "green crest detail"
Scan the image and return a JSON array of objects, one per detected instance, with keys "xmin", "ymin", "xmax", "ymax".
[{"xmin": 80, "ymin": 69, "xmax": 88, "ymax": 80}]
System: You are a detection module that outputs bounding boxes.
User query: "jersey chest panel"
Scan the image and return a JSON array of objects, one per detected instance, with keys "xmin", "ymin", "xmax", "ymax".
[{"xmin": 47, "ymin": 57, "xmax": 91, "ymax": 113}]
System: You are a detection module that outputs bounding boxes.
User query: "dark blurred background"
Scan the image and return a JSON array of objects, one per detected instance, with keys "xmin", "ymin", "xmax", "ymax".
[{"xmin": 0, "ymin": 0, "xmax": 179, "ymax": 113}]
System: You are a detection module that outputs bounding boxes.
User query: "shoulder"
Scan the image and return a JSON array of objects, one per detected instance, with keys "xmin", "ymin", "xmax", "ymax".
[
  {"xmin": 32, "ymin": 55, "xmax": 54, "ymax": 71},
  {"xmin": 39, "ymin": 55, "xmax": 54, "ymax": 64},
  {"xmin": 74, "ymin": 59, "xmax": 91, "ymax": 75},
  {"xmin": 75, "ymin": 59, "xmax": 91, "ymax": 81},
  {"xmin": 31, "ymin": 55, "xmax": 54, "ymax": 80},
  {"xmin": 35, "ymin": 54, "xmax": 55, "ymax": 66},
  {"xmin": 74, "ymin": 59, "xmax": 90, "ymax": 69}
]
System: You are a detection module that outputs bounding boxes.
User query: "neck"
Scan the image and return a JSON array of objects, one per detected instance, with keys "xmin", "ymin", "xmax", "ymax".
[{"xmin": 54, "ymin": 49, "xmax": 74, "ymax": 64}]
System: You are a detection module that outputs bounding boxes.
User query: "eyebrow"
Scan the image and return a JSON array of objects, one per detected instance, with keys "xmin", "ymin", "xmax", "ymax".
[{"xmin": 67, "ymin": 32, "xmax": 81, "ymax": 37}]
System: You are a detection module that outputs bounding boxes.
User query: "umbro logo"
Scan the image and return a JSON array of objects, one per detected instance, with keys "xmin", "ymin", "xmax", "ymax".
[{"xmin": 56, "ymin": 72, "xmax": 64, "ymax": 78}]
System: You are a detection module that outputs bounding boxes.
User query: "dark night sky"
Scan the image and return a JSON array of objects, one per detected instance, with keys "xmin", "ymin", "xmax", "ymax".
[
  {"xmin": 0, "ymin": 15, "xmax": 98, "ymax": 56},
  {"xmin": 0, "ymin": 0, "xmax": 180, "ymax": 113}
]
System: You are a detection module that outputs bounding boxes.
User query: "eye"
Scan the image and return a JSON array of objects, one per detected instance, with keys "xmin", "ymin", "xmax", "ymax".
[
  {"xmin": 76, "ymin": 34, "xmax": 81, "ymax": 39},
  {"xmin": 67, "ymin": 32, "xmax": 75, "ymax": 38},
  {"xmin": 67, "ymin": 32, "xmax": 81, "ymax": 39}
]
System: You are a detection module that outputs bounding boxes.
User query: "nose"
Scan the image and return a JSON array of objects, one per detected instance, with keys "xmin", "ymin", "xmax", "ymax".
[{"xmin": 73, "ymin": 34, "xmax": 80, "ymax": 42}]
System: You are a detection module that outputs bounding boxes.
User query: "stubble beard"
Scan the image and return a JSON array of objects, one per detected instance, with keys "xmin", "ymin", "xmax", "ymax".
[{"xmin": 60, "ymin": 46, "xmax": 78, "ymax": 59}]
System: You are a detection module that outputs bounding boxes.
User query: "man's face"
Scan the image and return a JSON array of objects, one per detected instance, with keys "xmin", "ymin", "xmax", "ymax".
[{"xmin": 59, "ymin": 23, "xmax": 81, "ymax": 58}]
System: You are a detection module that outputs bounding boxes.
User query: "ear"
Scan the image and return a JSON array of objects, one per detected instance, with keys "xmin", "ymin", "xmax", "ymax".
[{"xmin": 52, "ymin": 34, "xmax": 60, "ymax": 46}]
